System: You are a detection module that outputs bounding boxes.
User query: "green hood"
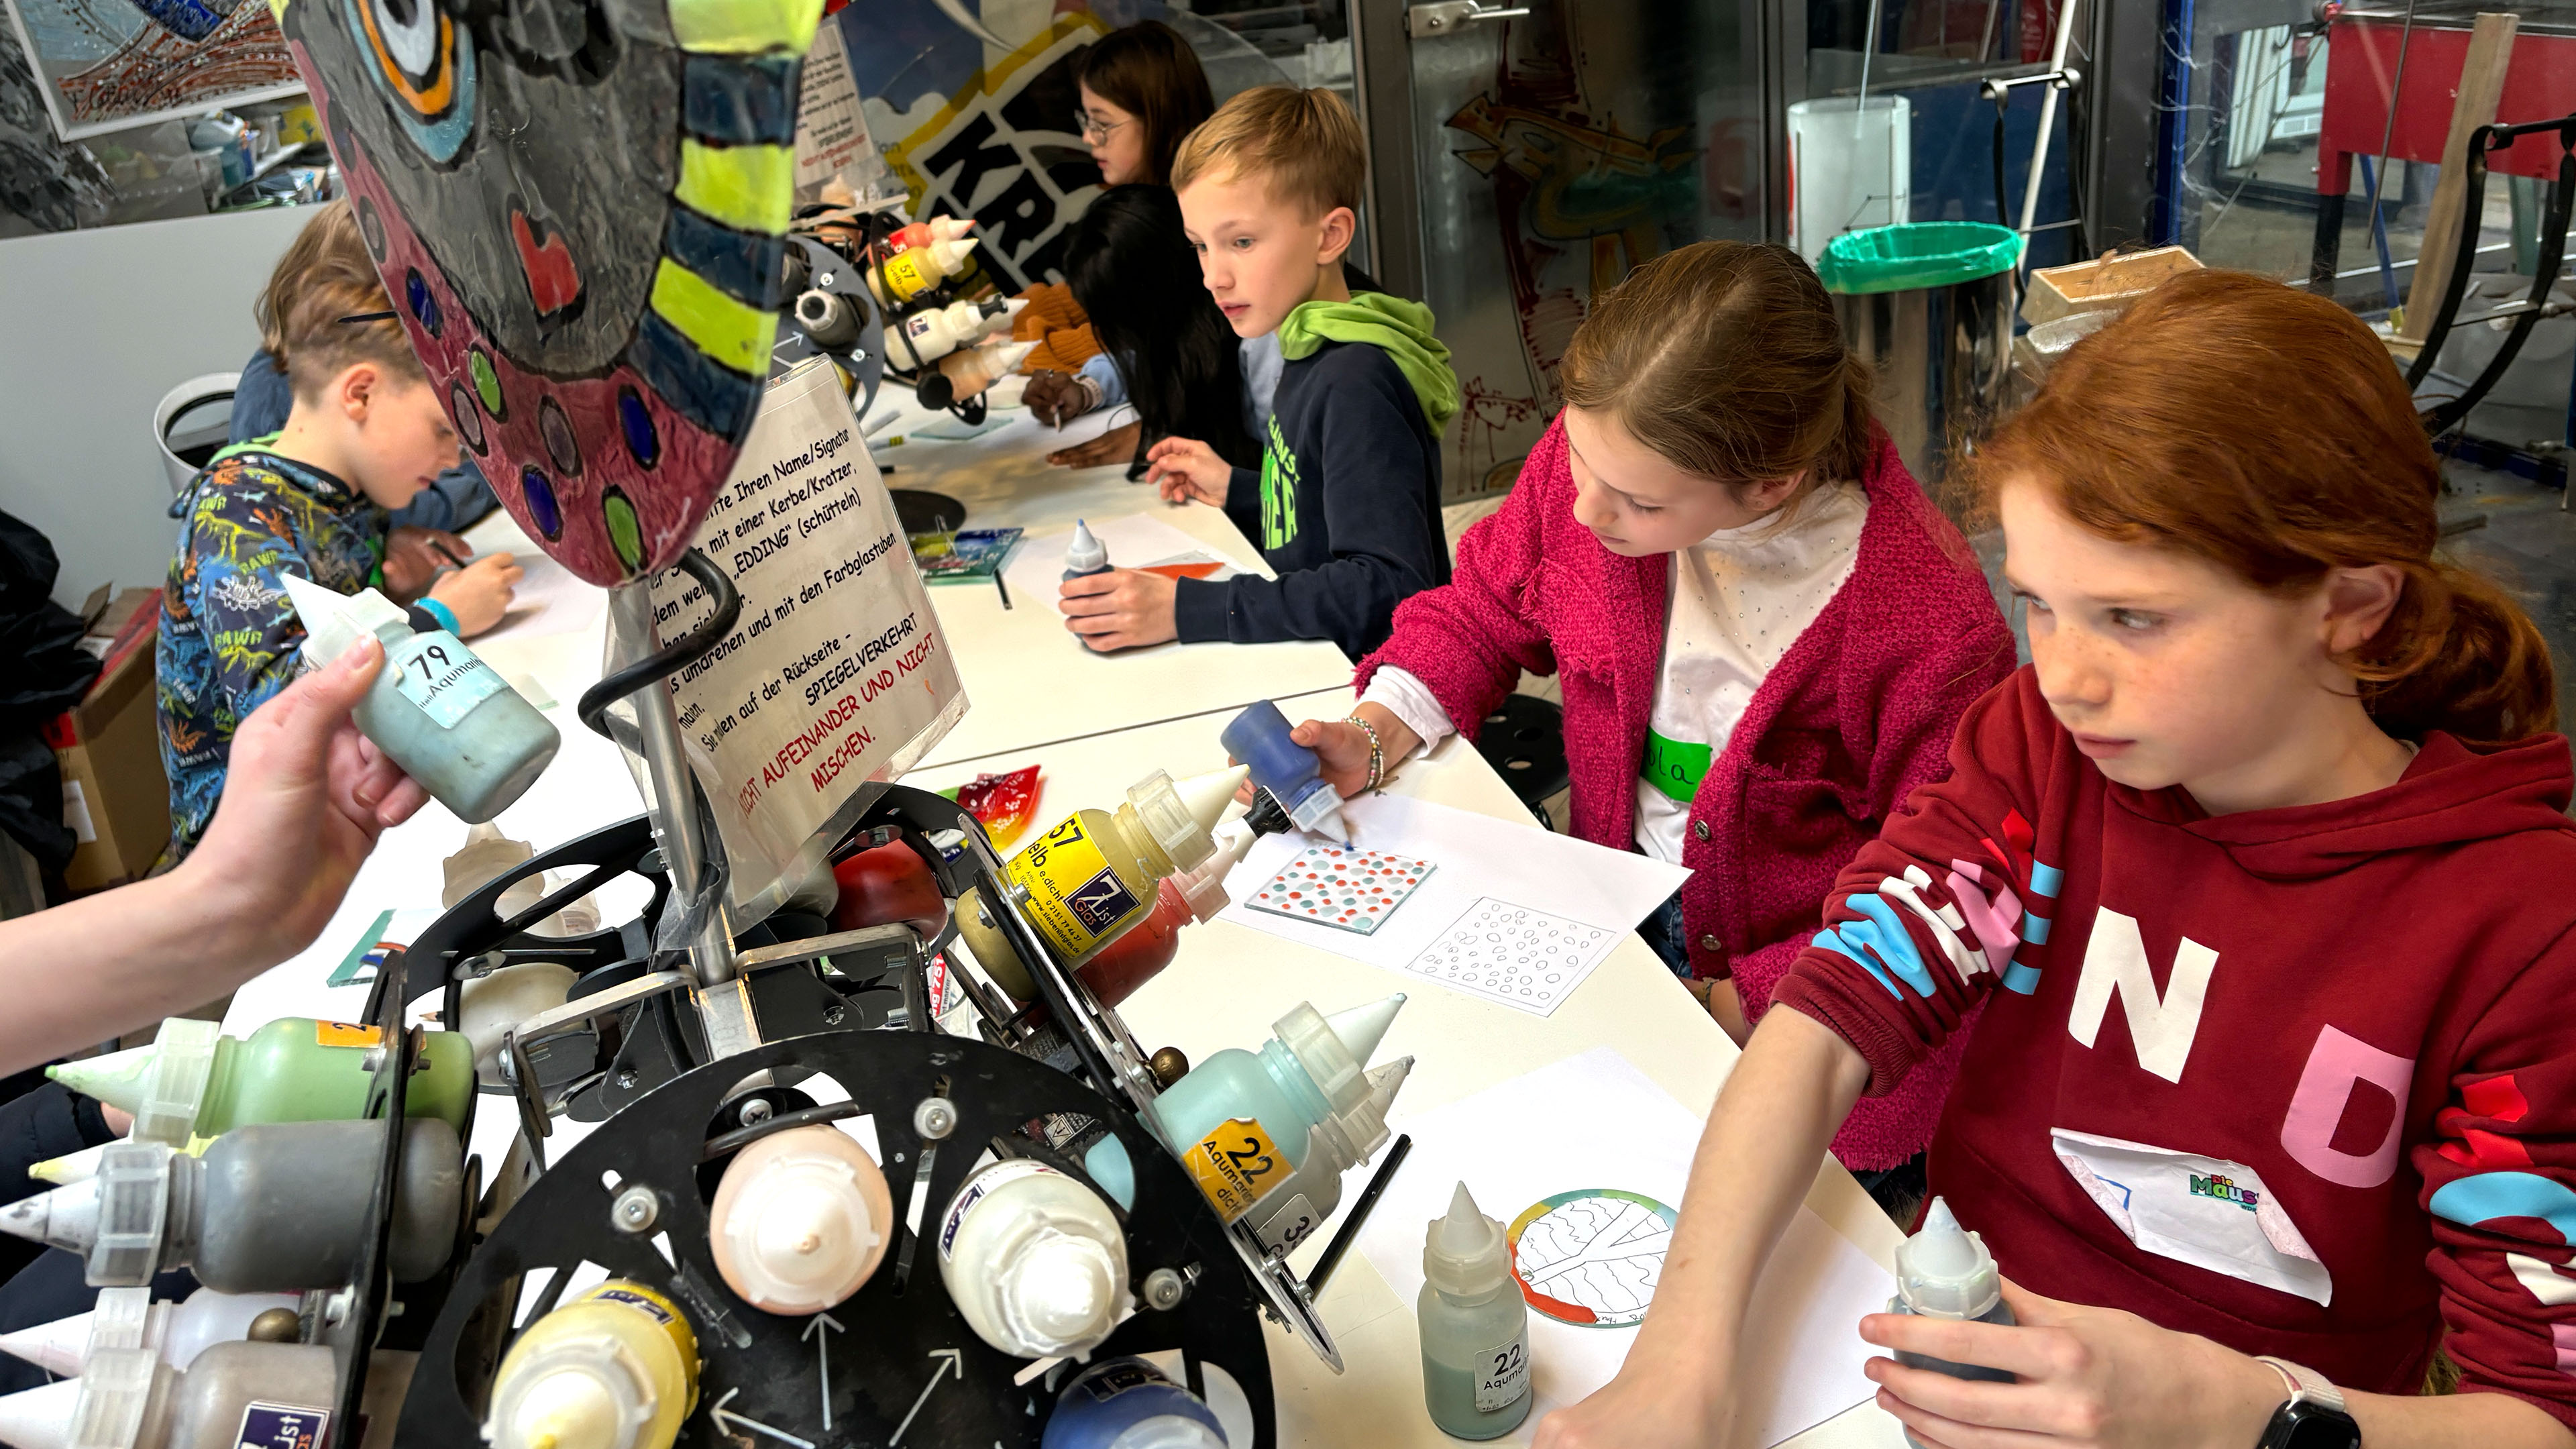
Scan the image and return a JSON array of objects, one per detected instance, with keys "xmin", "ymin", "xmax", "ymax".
[{"xmin": 1277, "ymin": 292, "xmax": 1459, "ymax": 437}]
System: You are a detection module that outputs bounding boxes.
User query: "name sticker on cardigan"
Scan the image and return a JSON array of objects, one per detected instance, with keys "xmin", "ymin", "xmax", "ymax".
[
  {"xmin": 2049, "ymin": 1127, "xmax": 2332, "ymax": 1305},
  {"xmin": 1641, "ymin": 727, "xmax": 1711, "ymax": 805}
]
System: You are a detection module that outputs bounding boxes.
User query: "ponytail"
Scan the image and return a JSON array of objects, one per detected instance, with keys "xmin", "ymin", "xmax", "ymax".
[
  {"xmin": 1560, "ymin": 241, "xmax": 1877, "ymax": 496},
  {"xmin": 2353, "ymin": 562, "xmax": 2557, "ymax": 745},
  {"xmin": 1970, "ymin": 269, "xmax": 2559, "ymax": 747}
]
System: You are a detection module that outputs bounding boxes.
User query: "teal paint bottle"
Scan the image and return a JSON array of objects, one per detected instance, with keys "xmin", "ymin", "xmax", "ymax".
[{"xmin": 280, "ymin": 575, "xmax": 558, "ymax": 824}]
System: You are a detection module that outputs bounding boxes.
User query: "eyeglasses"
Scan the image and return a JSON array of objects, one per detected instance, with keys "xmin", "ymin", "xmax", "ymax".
[{"xmin": 1073, "ymin": 109, "xmax": 1128, "ymax": 142}]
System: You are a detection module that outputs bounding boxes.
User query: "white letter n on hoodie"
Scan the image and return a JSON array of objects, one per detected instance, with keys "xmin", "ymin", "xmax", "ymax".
[{"xmin": 2068, "ymin": 908, "xmax": 2220, "ymax": 1084}]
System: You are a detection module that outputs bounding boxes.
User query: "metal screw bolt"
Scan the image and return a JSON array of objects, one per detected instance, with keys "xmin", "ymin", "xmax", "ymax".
[
  {"xmin": 615, "ymin": 1067, "xmax": 639, "ymax": 1089},
  {"xmin": 737, "ymin": 1097, "xmax": 774, "ymax": 1127},
  {"xmin": 1142, "ymin": 1267, "xmax": 1187, "ymax": 1311},
  {"xmin": 611, "ymin": 1185, "xmax": 659, "ymax": 1234},
  {"xmin": 913, "ymin": 1097, "xmax": 957, "ymax": 1140},
  {"xmin": 822, "ymin": 1003, "xmax": 847, "ymax": 1026}
]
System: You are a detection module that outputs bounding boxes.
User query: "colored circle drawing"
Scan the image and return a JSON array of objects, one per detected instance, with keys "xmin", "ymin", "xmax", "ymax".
[{"xmin": 1507, "ymin": 1189, "xmax": 1676, "ymax": 1327}]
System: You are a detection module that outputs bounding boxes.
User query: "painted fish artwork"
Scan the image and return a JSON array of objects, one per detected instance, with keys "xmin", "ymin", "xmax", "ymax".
[{"xmin": 278, "ymin": 0, "xmax": 824, "ymax": 585}]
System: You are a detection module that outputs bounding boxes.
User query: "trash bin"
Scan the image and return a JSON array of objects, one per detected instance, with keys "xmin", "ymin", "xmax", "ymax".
[{"xmin": 1819, "ymin": 222, "xmax": 2023, "ymax": 486}]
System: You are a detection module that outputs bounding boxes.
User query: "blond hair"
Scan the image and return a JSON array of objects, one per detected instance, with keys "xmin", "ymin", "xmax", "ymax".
[
  {"xmin": 1170, "ymin": 85, "xmax": 1364, "ymax": 219},
  {"xmin": 256, "ymin": 199, "xmax": 425, "ymax": 402}
]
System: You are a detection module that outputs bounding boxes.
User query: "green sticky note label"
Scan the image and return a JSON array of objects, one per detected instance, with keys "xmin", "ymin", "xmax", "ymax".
[{"xmin": 1641, "ymin": 727, "xmax": 1711, "ymax": 805}]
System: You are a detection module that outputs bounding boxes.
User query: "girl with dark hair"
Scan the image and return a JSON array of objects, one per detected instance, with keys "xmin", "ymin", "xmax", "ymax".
[
  {"xmin": 1048, "ymin": 184, "xmax": 1258, "ymax": 472},
  {"xmin": 1023, "ymin": 21, "xmax": 1236, "ymax": 451}
]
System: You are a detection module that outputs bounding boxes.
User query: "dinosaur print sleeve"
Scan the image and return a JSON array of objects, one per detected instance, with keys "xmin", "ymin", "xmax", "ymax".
[
  {"xmin": 186, "ymin": 490, "xmax": 311, "ymax": 731},
  {"xmin": 1770, "ymin": 672, "xmax": 2068, "ymax": 1096}
]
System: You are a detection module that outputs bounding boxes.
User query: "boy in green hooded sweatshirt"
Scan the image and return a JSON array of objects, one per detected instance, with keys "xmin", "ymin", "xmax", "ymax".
[{"xmin": 1056, "ymin": 85, "xmax": 1459, "ymax": 660}]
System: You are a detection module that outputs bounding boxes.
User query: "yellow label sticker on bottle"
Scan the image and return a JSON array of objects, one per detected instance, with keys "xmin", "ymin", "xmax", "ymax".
[
  {"xmin": 879, "ymin": 249, "xmax": 936, "ymax": 302},
  {"xmin": 1185, "ymin": 1117, "xmax": 1287, "ymax": 1222},
  {"xmin": 315, "ymin": 1021, "xmax": 381, "ymax": 1049},
  {"xmin": 1005, "ymin": 815, "xmax": 1140, "ymax": 959}
]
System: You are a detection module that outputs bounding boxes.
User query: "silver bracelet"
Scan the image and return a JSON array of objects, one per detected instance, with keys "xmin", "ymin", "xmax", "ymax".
[{"xmin": 1346, "ymin": 714, "xmax": 1385, "ymax": 793}]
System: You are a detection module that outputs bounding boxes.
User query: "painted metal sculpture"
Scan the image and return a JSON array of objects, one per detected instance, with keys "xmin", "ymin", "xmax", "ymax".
[{"xmin": 278, "ymin": 0, "xmax": 822, "ymax": 585}]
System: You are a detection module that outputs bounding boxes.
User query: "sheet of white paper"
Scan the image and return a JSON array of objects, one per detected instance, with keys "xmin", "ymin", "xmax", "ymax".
[
  {"xmin": 1350, "ymin": 1048, "xmax": 1890, "ymax": 1448},
  {"xmin": 1000, "ymin": 510, "xmax": 1253, "ymax": 606},
  {"xmin": 1217, "ymin": 792, "xmax": 1688, "ymax": 1014},
  {"xmin": 464, "ymin": 521, "xmax": 607, "ymax": 642}
]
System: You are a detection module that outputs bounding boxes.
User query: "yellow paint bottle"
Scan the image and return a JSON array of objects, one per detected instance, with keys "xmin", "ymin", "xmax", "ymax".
[
  {"xmin": 954, "ymin": 766, "xmax": 1244, "ymax": 1002},
  {"xmin": 484, "ymin": 1282, "xmax": 698, "ymax": 1449}
]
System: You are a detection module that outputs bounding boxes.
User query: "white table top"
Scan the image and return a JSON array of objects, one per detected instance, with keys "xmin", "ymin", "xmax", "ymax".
[
  {"xmin": 907, "ymin": 705, "xmax": 1906, "ymax": 1449},
  {"xmin": 870, "ymin": 382, "xmax": 1354, "ymax": 769}
]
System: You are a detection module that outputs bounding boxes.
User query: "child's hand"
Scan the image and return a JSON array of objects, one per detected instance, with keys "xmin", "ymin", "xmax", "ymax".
[
  {"xmin": 382, "ymin": 526, "xmax": 470, "ymax": 602},
  {"xmin": 1144, "ymin": 437, "xmax": 1230, "ymax": 506},
  {"xmin": 1047, "ymin": 420, "xmax": 1141, "ymax": 469},
  {"xmin": 1023, "ymin": 370, "xmax": 1096, "ymax": 427},
  {"xmin": 426, "ymin": 551, "xmax": 523, "ymax": 637},
  {"xmin": 1059, "ymin": 567, "xmax": 1178, "ymax": 652},
  {"xmin": 1289, "ymin": 704, "xmax": 1421, "ymax": 797}
]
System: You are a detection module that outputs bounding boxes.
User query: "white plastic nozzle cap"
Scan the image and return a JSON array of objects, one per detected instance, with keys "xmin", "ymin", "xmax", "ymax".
[
  {"xmin": 279, "ymin": 574, "xmax": 405, "ymax": 668},
  {"xmin": 1066, "ymin": 519, "xmax": 1108, "ymax": 572},
  {"xmin": 486, "ymin": 1340, "xmax": 654, "ymax": 1449},
  {"xmin": 1322, "ymin": 994, "xmax": 1403, "ymax": 1067},
  {"xmin": 0, "ymin": 1175, "xmax": 97, "ymax": 1253},
  {"xmin": 1283, "ymin": 784, "xmax": 1349, "ymax": 842},
  {"xmin": 1125, "ymin": 766, "xmax": 1240, "ymax": 875},
  {"xmin": 928, "ymin": 236, "xmax": 979, "ymax": 272},
  {"xmin": 0, "ymin": 1373, "xmax": 83, "ymax": 1449},
  {"xmin": 30, "ymin": 1143, "xmax": 107, "ymax": 1187},
  {"xmin": 1106, "ymin": 1418, "xmax": 1230, "ymax": 1449},
  {"xmin": 1423, "ymin": 1179, "xmax": 1509, "ymax": 1297},
  {"xmin": 999, "ymin": 1232, "xmax": 1119, "ymax": 1354},
  {"xmin": 1894, "ymin": 1197, "xmax": 2002, "ymax": 1321},
  {"xmin": 1173, "ymin": 821, "xmax": 1255, "ymax": 922},
  {"xmin": 722, "ymin": 1157, "xmax": 883, "ymax": 1314}
]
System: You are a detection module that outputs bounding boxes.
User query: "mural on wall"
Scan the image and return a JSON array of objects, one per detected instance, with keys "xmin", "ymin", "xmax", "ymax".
[
  {"xmin": 280, "ymin": 0, "xmax": 824, "ymax": 586},
  {"xmin": 1437, "ymin": 9, "xmax": 1701, "ymax": 492},
  {"xmin": 0, "ymin": 0, "xmax": 299, "ymax": 140}
]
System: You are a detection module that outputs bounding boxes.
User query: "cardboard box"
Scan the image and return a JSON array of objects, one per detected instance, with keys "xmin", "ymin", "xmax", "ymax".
[
  {"xmin": 2020, "ymin": 246, "xmax": 2204, "ymax": 328},
  {"xmin": 52, "ymin": 597, "xmax": 170, "ymax": 893}
]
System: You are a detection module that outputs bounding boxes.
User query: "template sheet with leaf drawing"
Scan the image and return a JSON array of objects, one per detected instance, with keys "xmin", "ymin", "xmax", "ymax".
[
  {"xmin": 1218, "ymin": 792, "xmax": 1688, "ymax": 1016},
  {"xmin": 1349, "ymin": 1048, "xmax": 1892, "ymax": 1448},
  {"xmin": 999, "ymin": 511, "xmax": 1251, "ymax": 610}
]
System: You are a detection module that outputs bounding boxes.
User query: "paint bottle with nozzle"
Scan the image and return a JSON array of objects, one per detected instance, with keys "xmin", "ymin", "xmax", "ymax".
[
  {"xmin": 1120, "ymin": 994, "xmax": 1413, "ymax": 1255},
  {"xmin": 1063, "ymin": 518, "xmax": 1112, "ymax": 581},
  {"xmin": 1040, "ymin": 1356, "xmax": 1227, "ymax": 1449},
  {"xmin": 484, "ymin": 1282, "xmax": 699, "ymax": 1449},
  {"xmin": 0, "ymin": 1342, "xmax": 415, "ymax": 1449},
  {"xmin": 951, "ymin": 765, "xmax": 1244, "ymax": 1002},
  {"xmin": 707, "ymin": 1124, "xmax": 892, "ymax": 1315},
  {"xmin": 279, "ymin": 574, "xmax": 559, "ymax": 825},
  {"xmin": 867, "ymin": 235, "xmax": 979, "ymax": 306},
  {"xmin": 48, "ymin": 1015, "xmax": 474, "ymax": 1144},
  {"xmin": 1888, "ymin": 1194, "xmax": 2017, "ymax": 1434},
  {"xmin": 937, "ymin": 1159, "xmax": 1132, "ymax": 1359},
  {"xmin": 1417, "ymin": 1180, "xmax": 1532, "ymax": 1439},
  {"xmin": 1220, "ymin": 700, "xmax": 1350, "ymax": 843},
  {"xmin": 0, "ymin": 1286, "xmax": 301, "ymax": 1379}
]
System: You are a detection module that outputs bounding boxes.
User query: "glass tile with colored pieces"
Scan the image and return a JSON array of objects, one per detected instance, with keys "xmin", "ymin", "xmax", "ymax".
[{"xmin": 1246, "ymin": 845, "xmax": 1434, "ymax": 936}]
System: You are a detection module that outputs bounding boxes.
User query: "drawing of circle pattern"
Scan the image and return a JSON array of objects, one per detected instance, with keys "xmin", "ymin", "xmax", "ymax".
[{"xmin": 1415, "ymin": 904, "xmax": 1607, "ymax": 1003}]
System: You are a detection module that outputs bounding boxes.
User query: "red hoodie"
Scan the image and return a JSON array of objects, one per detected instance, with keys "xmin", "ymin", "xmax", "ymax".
[{"xmin": 1773, "ymin": 669, "xmax": 2576, "ymax": 1424}]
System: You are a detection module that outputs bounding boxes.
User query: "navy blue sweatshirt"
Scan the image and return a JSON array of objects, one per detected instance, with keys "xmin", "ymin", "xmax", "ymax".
[{"xmin": 1170, "ymin": 339, "xmax": 1448, "ymax": 659}]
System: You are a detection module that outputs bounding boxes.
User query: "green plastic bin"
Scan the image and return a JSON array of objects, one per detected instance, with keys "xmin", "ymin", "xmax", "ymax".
[
  {"xmin": 1817, "ymin": 221, "xmax": 2023, "ymax": 296},
  {"xmin": 1818, "ymin": 223, "xmax": 2023, "ymax": 482}
]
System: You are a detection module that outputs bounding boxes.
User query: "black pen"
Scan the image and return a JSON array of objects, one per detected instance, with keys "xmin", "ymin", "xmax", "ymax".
[
  {"xmin": 429, "ymin": 540, "xmax": 470, "ymax": 571},
  {"xmin": 994, "ymin": 567, "xmax": 1012, "ymax": 610}
]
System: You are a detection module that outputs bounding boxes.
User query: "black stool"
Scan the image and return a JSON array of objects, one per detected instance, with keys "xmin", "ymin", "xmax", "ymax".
[{"xmin": 1473, "ymin": 694, "xmax": 1570, "ymax": 830}]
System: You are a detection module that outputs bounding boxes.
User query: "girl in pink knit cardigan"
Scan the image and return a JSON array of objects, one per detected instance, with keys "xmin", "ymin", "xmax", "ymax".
[{"xmin": 1288, "ymin": 241, "xmax": 2015, "ymax": 1186}]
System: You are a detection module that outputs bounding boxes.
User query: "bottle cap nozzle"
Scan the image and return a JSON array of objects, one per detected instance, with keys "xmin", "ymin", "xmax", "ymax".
[
  {"xmin": 48, "ymin": 1016, "xmax": 220, "ymax": 1146},
  {"xmin": 1422, "ymin": 1179, "xmax": 1511, "ymax": 1296},
  {"xmin": 1125, "ymin": 765, "xmax": 1241, "ymax": 875},
  {"xmin": 1065, "ymin": 519, "xmax": 1108, "ymax": 574},
  {"xmin": 1000, "ymin": 1232, "xmax": 1120, "ymax": 1352},
  {"xmin": 1322, "ymin": 993, "xmax": 1405, "ymax": 1065},
  {"xmin": 1894, "ymin": 1196, "xmax": 2002, "ymax": 1321},
  {"xmin": 279, "ymin": 574, "xmax": 405, "ymax": 668},
  {"xmin": 1171, "ymin": 820, "xmax": 1255, "ymax": 921}
]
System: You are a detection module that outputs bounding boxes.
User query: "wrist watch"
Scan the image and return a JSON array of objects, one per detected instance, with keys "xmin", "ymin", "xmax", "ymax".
[{"xmin": 2254, "ymin": 1357, "xmax": 2360, "ymax": 1449}]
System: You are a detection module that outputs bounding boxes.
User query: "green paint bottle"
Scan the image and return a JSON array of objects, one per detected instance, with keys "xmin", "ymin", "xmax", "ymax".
[{"xmin": 49, "ymin": 1017, "xmax": 474, "ymax": 1144}]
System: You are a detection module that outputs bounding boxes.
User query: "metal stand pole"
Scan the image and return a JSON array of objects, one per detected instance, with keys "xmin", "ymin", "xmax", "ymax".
[
  {"xmin": 2019, "ymin": 0, "xmax": 2082, "ymax": 272},
  {"xmin": 606, "ymin": 580, "xmax": 740, "ymax": 988}
]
